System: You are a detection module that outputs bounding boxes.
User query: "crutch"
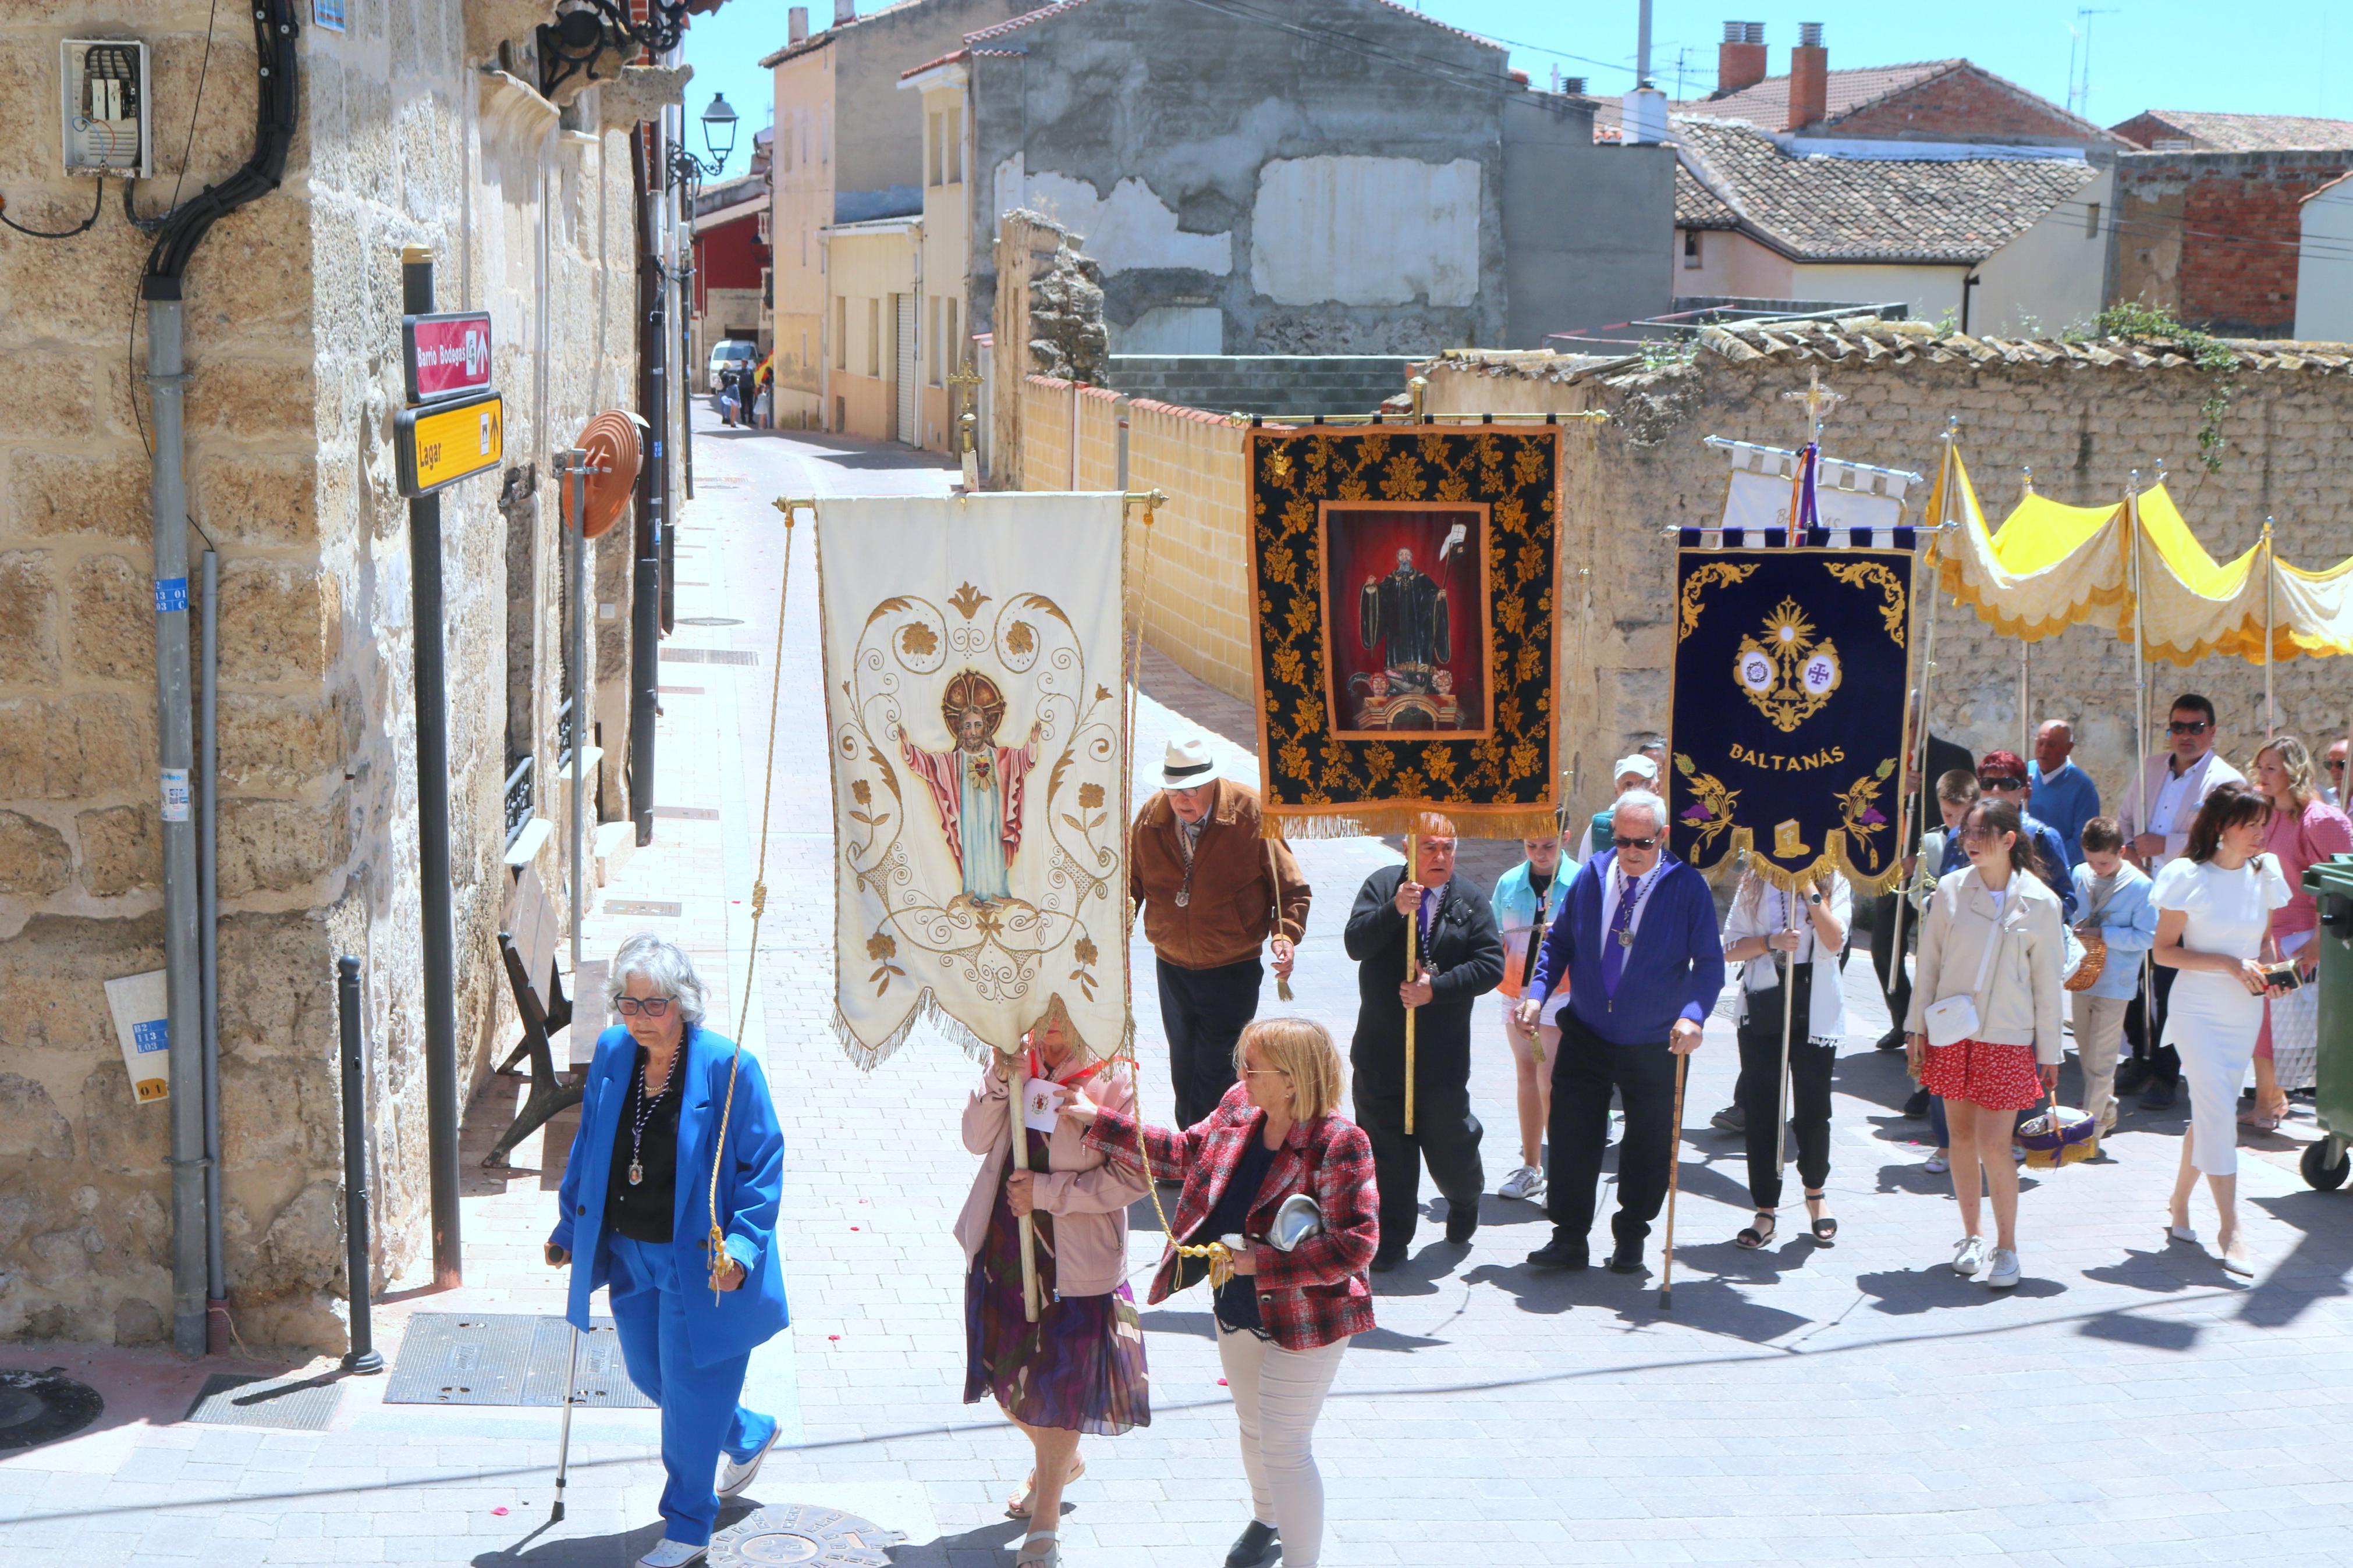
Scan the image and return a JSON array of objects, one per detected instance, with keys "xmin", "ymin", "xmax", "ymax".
[
  {"xmin": 1659, "ymin": 1050, "xmax": 1690, "ymax": 1310},
  {"xmin": 551, "ymin": 1324, "xmax": 581, "ymax": 1523}
]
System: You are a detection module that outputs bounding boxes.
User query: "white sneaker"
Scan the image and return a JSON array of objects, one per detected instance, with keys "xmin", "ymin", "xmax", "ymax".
[
  {"xmin": 1498, "ymin": 1165, "xmax": 1547, "ymax": 1201},
  {"xmin": 717, "ymin": 1423, "xmax": 781, "ymax": 1499},
  {"xmin": 1923, "ymin": 1151, "xmax": 1950, "ymax": 1175},
  {"xmin": 1985, "ymin": 1247, "xmax": 2022, "ymax": 1289},
  {"xmin": 637, "ymin": 1541, "xmax": 707, "ymax": 1568},
  {"xmin": 1951, "ymin": 1235, "xmax": 1986, "ymax": 1277}
]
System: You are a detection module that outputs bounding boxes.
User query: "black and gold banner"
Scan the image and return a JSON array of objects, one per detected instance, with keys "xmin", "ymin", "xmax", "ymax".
[
  {"xmin": 1669, "ymin": 547, "xmax": 1914, "ymax": 892},
  {"xmin": 1247, "ymin": 427, "xmax": 1564, "ymax": 838}
]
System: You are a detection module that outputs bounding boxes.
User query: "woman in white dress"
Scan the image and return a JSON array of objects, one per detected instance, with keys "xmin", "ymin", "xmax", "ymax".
[{"xmin": 2151, "ymin": 783, "xmax": 2294, "ymax": 1277}]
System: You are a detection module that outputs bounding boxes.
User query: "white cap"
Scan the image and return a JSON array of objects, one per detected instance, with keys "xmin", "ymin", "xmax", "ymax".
[
  {"xmin": 1161, "ymin": 737, "xmax": 1219, "ymax": 791},
  {"xmin": 1612, "ymin": 753, "xmax": 1659, "ymax": 785}
]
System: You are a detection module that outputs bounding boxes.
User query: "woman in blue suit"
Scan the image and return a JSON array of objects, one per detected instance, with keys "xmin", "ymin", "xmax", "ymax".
[{"xmin": 545, "ymin": 934, "xmax": 789, "ymax": 1568}]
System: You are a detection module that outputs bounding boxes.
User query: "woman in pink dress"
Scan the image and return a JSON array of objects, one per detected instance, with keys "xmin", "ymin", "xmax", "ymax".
[{"xmin": 2246, "ymin": 737, "xmax": 2353, "ymax": 1127}]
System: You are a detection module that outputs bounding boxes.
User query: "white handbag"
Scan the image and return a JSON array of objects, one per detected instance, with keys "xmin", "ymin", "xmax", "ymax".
[{"xmin": 1922, "ymin": 902, "xmax": 2004, "ymax": 1049}]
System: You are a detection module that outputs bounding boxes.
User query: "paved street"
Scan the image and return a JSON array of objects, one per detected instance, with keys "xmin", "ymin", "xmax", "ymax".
[{"xmin": 8, "ymin": 405, "xmax": 2353, "ymax": 1568}]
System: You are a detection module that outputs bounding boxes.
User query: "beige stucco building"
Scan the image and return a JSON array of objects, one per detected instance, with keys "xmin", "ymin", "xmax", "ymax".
[{"xmin": 0, "ymin": 2, "xmax": 687, "ymax": 1354}]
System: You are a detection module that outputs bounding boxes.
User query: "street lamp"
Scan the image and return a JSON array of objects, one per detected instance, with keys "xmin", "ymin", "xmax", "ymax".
[{"xmin": 700, "ymin": 93, "xmax": 739, "ymax": 172}]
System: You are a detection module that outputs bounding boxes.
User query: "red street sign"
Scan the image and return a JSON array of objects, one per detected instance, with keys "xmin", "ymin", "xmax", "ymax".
[{"xmin": 402, "ymin": 311, "xmax": 493, "ymax": 404}]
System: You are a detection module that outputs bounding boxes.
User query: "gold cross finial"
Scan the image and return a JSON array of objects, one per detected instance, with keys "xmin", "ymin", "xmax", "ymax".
[{"xmin": 1780, "ymin": 369, "xmax": 1845, "ymax": 442}]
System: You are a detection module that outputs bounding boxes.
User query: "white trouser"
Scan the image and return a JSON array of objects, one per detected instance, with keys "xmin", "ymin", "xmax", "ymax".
[{"xmin": 1215, "ymin": 1326, "xmax": 1349, "ymax": 1567}]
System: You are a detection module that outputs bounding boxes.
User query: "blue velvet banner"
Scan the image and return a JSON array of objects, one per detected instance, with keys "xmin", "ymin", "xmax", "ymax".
[{"xmin": 1667, "ymin": 547, "xmax": 1915, "ymax": 893}]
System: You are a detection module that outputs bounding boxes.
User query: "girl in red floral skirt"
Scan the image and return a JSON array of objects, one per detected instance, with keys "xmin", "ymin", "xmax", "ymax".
[{"xmin": 1905, "ymin": 799, "xmax": 2067, "ymax": 1290}]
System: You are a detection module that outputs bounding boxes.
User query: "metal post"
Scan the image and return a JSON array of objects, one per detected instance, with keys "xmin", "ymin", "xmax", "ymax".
[
  {"xmin": 631, "ymin": 131, "xmax": 665, "ymax": 845},
  {"xmin": 404, "ymin": 246, "xmax": 463, "ymax": 1288},
  {"xmin": 2263, "ymin": 518, "xmax": 2276, "ymax": 738},
  {"xmin": 336, "ymin": 957, "xmax": 384, "ymax": 1374},
  {"xmin": 1404, "ymin": 832, "xmax": 1421, "ymax": 1136},
  {"xmin": 564, "ymin": 452, "xmax": 589, "ymax": 977},
  {"xmin": 144, "ymin": 281, "xmax": 207, "ymax": 1359},
  {"xmin": 2130, "ymin": 475, "xmax": 2156, "ymax": 1054},
  {"xmin": 200, "ymin": 549, "xmax": 226, "ymax": 1356},
  {"xmin": 1774, "ymin": 890, "xmax": 1797, "ymax": 1177}
]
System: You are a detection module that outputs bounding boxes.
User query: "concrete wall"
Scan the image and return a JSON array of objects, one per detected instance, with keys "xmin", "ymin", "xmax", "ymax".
[
  {"xmin": 1502, "ymin": 97, "xmax": 1674, "ymax": 342},
  {"xmin": 1422, "ymin": 321, "xmax": 2353, "ymax": 828},
  {"xmin": 2295, "ymin": 180, "xmax": 2353, "ymax": 343},
  {"xmin": 0, "ymin": 3, "xmax": 655, "ymax": 1353},
  {"xmin": 826, "ymin": 222, "xmax": 917, "ymax": 442},
  {"xmin": 967, "ymin": 0, "xmax": 1513, "ymax": 358},
  {"xmin": 1971, "ymin": 165, "xmax": 2111, "ymax": 335}
]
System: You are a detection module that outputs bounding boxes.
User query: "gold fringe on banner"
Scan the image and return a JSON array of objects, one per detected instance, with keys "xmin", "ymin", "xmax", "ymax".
[
  {"xmin": 1262, "ymin": 806, "xmax": 1569, "ymax": 842},
  {"xmin": 1681, "ymin": 829, "xmax": 1911, "ymax": 900}
]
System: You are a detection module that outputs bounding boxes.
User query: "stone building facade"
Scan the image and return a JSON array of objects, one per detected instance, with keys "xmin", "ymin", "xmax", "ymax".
[{"xmin": 0, "ymin": 3, "xmax": 682, "ymax": 1352}]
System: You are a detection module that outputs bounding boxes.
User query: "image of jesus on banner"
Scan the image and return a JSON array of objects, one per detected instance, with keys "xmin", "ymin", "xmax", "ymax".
[{"xmin": 898, "ymin": 668, "xmax": 1042, "ymax": 905}]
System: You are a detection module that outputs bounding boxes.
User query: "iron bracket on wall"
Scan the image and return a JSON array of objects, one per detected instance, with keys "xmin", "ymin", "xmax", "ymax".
[{"xmin": 538, "ymin": 1, "xmax": 697, "ymax": 101}]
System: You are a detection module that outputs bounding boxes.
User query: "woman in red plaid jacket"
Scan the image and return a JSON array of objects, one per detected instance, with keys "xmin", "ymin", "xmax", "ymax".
[{"xmin": 1063, "ymin": 1016, "xmax": 1377, "ymax": 1568}]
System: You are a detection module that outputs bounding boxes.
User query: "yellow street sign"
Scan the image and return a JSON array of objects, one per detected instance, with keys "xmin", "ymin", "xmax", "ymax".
[{"xmin": 396, "ymin": 389, "xmax": 503, "ymax": 497}]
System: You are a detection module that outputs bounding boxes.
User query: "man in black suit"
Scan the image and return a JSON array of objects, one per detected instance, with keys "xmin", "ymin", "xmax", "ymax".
[{"xmin": 1343, "ymin": 814, "xmax": 1505, "ymax": 1271}]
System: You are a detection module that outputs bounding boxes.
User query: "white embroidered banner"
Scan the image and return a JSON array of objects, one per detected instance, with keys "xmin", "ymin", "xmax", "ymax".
[{"xmin": 815, "ymin": 494, "xmax": 1130, "ymax": 1069}]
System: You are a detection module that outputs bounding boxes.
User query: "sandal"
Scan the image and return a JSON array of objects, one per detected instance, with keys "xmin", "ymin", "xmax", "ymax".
[
  {"xmin": 1016, "ymin": 1530, "xmax": 1062, "ymax": 1567},
  {"xmin": 1806, "ymin": 1190, "xmax": 1837, "ymax": 1244},
  {"xmin": 1004, "ymin": 1457, "xmax": 1085, "ymax": 1519},
  {"xmin": 1734, "ymin": 1211, "xmax": 1776, "ymax": 1249}
]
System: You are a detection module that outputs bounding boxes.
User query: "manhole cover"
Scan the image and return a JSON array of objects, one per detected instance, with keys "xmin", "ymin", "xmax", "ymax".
[
  {"xmin": 709, "ymin": 1506, "xmax": 902, "ymax": 1567},
  {"xmin": 0, "ymin": 1370, "xmax": 103, "ymax": 1453},
  {"xmin": 382, "ymin": 1315, "xmax": 650, "ymax": 1409},
  {"xmin": 677, "ymin": 616, "xmax": 744, "ymax": 627},
  {"xmin": 187, "ymin": 1371, "xmax": 342, "ymax": 1431}
]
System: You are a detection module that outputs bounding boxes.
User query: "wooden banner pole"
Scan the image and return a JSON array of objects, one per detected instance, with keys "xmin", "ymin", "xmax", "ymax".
[
  {"xmin": 1006, "ymin": 1048, "xmax": 1041, "ymax": 1324},
  {"xmin": 1774, "ymin": 888, "xmax": 1798, "ymax": 1177},
  {"xmin": 1404, "ymin": 831, "xmax": 1421, "ymax": 1136}
]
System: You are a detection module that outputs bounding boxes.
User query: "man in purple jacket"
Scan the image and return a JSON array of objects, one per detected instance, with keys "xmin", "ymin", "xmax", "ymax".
[{"xmin": 1514, "ymin": 790, "xmax": 1726, "ymax": 1274}]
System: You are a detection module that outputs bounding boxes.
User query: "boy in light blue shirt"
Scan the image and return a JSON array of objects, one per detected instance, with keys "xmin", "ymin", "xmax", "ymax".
[{"xmin": 2070, "ymin": 815, "xmax": 2157, "ymax": 1133}]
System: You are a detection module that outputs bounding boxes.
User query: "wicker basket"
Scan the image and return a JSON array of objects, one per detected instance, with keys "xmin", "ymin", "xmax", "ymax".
[{"xmin": 2064, "ymin": 926, "xmax": 2107, "ymax": 993}]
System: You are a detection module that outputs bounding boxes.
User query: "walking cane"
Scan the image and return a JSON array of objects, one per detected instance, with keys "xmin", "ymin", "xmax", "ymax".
[
  {"xmin": 1659, "ymin": 1048, "xmax": 1691, "ymax": 1310},
  {"xmin": 551, "ymin": 1324, "xmax": 581, "ymax": 1523}
]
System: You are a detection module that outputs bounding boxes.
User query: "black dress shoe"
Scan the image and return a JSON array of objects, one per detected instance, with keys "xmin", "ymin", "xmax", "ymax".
[
  {"xmin": 1607, "ymin": 1245, "xmax": 1645, "ymax": 1275},
  {"xmin": 1902, "ymin": 1086, "xmax": 1931, "ymax": 1118},
  {"xmin": 2139, "ymin": 1080, "xmax": 2177, "ymax": 1111},
  {"xmin": 2115, "ymin": 1059, "xmax": 2151, "ymax": 1097},
  {"xmin": 1875, "ymin": 1025, "xmax": 1906, "ymax": 1051},
  {"xmin": 1369, "ymin": 1247, "xmax": 1406, "ymax": 1273},
  {"xmin": 1225, "ymin": 1520, "xmax": 1280, "ymax": 1568},
  {"xmin": 1526, "ymin": 1236, "xmax": 1589, "ymax": 1270}
]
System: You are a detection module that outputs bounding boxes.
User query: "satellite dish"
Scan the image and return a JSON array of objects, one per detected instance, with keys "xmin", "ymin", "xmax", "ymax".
[{"xmin": 565, "ymin": 411, "xmax": 644, "ymax": 539}]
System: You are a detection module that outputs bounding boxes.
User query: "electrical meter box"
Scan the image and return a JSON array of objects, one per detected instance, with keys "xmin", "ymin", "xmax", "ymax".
[{"xmin": 61, "ymin": 38, "xmax": 152, "ymax": 178}]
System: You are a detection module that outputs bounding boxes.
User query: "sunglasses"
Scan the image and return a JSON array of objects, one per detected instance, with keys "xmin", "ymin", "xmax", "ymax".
[
  {"xmin": 1613, "ymin": 834, "xmax": 1659, "ymax": 850},
  {"xmin": 615, "ymin": 996, "xmax": 677, "ymax": 1018},
  {"xmin": 1979, "ymin": 775, "xmax": 2024, "ymax": 791},
  {"xmin": 2169, "ymin": 720, "xmax": 2210, "ymax": 735},
  {"xmin": 2330, "ymin": 760, "xmax": 2347, "ymax": 773}
]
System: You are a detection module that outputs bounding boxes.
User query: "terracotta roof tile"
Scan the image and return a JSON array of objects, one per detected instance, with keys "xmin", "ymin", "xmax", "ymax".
[
  {"xmin": 2116, "ymin": 111, "xmax": 2353, "ymax": 151},
  {"xmin": 1671, "ymin": 118, "xmax": 2099, "ymax": 264}
]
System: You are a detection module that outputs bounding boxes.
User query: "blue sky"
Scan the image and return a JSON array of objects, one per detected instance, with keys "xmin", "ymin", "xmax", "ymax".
[{"xmin": 677, "ymin": 0, "xmax": 2348, "ymax": 182}]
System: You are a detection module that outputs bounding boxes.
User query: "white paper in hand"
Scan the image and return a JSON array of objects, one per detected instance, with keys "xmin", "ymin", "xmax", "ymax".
[{"xmin": 1021, "ymin": 1076, "xmax": 1067, "ymax": 1135}]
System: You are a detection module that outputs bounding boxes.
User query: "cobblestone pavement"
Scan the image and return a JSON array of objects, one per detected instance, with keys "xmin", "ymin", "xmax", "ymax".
[{"xmin": 8, "ymin": 410, "xmax": 2353, "ymax": 1568}]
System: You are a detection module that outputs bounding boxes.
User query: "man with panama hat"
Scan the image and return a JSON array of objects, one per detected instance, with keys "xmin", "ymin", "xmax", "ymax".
[{"xmin": 1131, "ymin": 738, "xmax": 1312, "ymax": 1128}]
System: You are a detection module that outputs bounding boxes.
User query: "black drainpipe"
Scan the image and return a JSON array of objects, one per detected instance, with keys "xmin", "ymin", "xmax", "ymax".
[{"xmin": 630, "ymin": 124, "xmax": 667, "ymax": 845}]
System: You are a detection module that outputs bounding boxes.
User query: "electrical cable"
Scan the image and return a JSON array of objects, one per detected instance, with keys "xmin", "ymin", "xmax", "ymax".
[
  {"xmin": 0, "ymin": 178, "xmax": 106, "ymax": 240},
  {"xmin": 170, "ymin": 0, "xmax": 224, "ymax": 215}
]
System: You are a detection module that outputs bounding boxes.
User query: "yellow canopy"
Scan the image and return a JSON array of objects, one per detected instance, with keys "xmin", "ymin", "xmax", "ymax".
[{"xmin": 1925, "ymin": 450, "xmax": 2353, "ymax": 667}]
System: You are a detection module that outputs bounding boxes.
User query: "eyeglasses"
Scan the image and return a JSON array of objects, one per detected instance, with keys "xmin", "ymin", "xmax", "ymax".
[
  {"xmin": 2331, "ymin": 759, "xmax": 2347, "ymax": 773},
  {"xmin": 1613, "ymin": 834, "xmax": 1659, "ymax": 850},
  {"xmin": 1978, "ymin": 775, "xmax": 2024, "ymax": 791},
  {"xmin": 615, "ymin": 996, "xmax": 676, "ymax": 1018},
  {"xmin": 2169, "ymin": 719, "xmax": 2211, "ymax": 735}
]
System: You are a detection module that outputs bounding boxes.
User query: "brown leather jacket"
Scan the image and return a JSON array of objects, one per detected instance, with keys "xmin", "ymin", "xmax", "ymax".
[{"xmin": 1130, "ymin": 779, "xmax": 1311, "ymax": 970}]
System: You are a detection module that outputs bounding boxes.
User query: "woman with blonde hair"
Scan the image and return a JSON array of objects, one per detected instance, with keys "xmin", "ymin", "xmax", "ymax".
[
  {"xmin": 1906, "ymin": 799, "xmax": 2067, "ymax": 1291},
  {"xmin": 956, "ymin": 1009, "xmax": 1150, "ymax": 1568},
  {"xmin": 1062, "ymin": 1018, "xmax": 1378, "ymax": 1568},
  {"xmin": 2246, "ymin": 736, "xmax": 2352, "ymax": 1127}
]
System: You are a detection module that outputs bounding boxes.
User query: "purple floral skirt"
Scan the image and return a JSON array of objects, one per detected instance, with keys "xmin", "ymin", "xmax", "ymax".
[{"xmin": 963, "ymin": 1132, "xmax": 1150, "ymax": 1436}]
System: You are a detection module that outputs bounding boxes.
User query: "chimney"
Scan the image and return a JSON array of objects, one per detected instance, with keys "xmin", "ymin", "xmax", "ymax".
[
  {"xmin": 833, "ymin": 0, "xmax": 856, "ymax": 26},
  {"xmin": 789, "ymin": 6, "xmax": 808, "ymax": 45},
  {"xmin": 1563, "ymin": 76, "xmax": 1587, "ymax": 96},
  {"xmin": 1787, "ymin": 22, "xmax": 1827, "ymax": 131},
  {"xmin": 1718, "ymin": 21, "xmax": 1767, "ymax": 95}
]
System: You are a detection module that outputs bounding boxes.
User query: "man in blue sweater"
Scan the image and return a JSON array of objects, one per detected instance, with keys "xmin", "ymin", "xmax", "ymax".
[{"xmin": 1516, "ymin": 790, "xmax": 1726, "ymax": 1274}]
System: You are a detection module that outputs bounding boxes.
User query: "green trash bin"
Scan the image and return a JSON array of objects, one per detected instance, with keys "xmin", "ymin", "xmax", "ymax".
[{"xmin": 2298, "ymin": 853, "xmax": 2353, "ymax": 1189}]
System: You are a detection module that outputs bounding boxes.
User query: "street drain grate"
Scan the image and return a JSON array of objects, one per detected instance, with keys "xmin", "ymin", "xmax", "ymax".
[
  {"xmin": 663, "ymin": 648, "xmax": 758, "ymax": 666},
  {"xmin": 709, "ymin": 1505, "xmax": 903, "ymax": 1567},
  {"xmin": 186, "ymin": 1371, "xmax": 342, "ymax": 1431},
  {"xmin": 383, "ymin": 1314, "xmax": 650, "ymax": 1408},
  {"xmin": 0, "ymin": 1369, "xmax": 104, "ymax": 1453}
]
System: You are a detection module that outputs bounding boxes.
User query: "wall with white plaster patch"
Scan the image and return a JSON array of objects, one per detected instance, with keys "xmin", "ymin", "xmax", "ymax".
[{"xmin": 1250, "ymin": 156, "xmax": 1481, "ymax": 308}]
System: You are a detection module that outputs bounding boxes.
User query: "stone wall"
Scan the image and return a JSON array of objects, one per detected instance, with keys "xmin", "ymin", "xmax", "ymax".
[
  {"xmin": 1424, "ymin": 319, "xmax": 2353, "ymax": 827},
  {"xmin": 0, "ymin": 3, "xmax": 662, "ymax": 1353}
]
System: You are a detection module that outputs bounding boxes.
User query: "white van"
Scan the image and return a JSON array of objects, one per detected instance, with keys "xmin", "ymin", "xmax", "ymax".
[{"xmin": 707, "ymin": 339, "xmax": 758, "ymax": 392}]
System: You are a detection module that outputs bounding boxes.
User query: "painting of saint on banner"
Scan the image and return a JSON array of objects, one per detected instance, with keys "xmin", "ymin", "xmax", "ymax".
[
  {"xmin": 1667, "ymin": 547, "xmax": 1914, "ymax": 893},
  {"xmin": 1321, "ymin": 504, "xmax": 1490, "ymax": 738},
  {"xmin": 816, "ymin": 495, "xmax": 1129, "ymax": 1068},
  {"xmin": 1247, "ymin": 427, "xmax": 1563, "ymax": 839}
]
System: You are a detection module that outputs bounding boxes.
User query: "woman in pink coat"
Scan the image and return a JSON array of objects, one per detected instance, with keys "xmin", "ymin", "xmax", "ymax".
[
  {"xmin": 956, "ymin": 1013, "xmax": 1149, "ymax": 1568},
  {"xmin": 2247, "ymin": 737, "xmax": 2353, "ymax": 1126}
]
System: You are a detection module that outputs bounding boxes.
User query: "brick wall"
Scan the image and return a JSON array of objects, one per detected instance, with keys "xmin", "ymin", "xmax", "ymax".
[
  {"xmin": 1018, "ymin": 375, "xmax": 1076, "ymax": 491},
  {"xmin": 1424, "ymin": 319, "xmax": 2353, "ymax": 827},
  {"xmin": 1076, "ymin": 386, "xmax": 1122, "ymax": 493},
  {"xmin": 2115, "ymin": 151, "xmax": 2352, "ymax": 336},
  {"xmin": 1832, "ymin": 67, "xmax": 2100, "ymax": 144}
]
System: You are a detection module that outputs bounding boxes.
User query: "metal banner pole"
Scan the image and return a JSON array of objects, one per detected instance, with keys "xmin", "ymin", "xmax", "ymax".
[
  {"xmin": 2263, "ymin": 518, "xmax": 2276, "ymax": 739},
  {"xmin": 1774, "ymin": 890, "xmax": 1798, "ymax": 1176},
  {"xmin": 2130, "ymin": 476, "xmax": 2155, "ymax": 1060},
  {"xmin": 1404, "ymin": 831, "xmax": 1421, "ymax": 1136},
  {"xmin": 1009, "ymin": 1050, "xmax": 1041, "ymax": 1324}
]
